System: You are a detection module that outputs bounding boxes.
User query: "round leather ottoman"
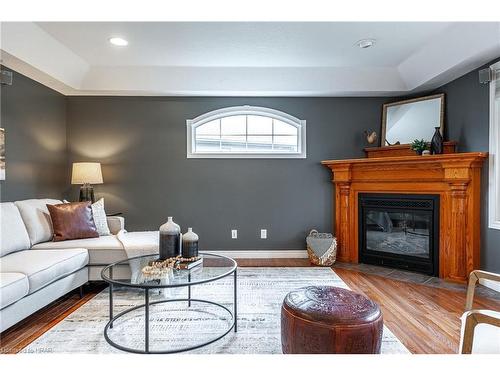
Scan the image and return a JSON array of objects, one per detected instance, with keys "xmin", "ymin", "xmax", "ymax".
[{"xmin": 281, "ymin": 286, "xmax": 383, "ymax": 354}]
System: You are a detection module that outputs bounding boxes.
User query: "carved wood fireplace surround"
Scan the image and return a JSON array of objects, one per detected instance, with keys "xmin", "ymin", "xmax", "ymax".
[{"xmin": 322, "ymin": 153, "xmax": 488, "ymax": 282}]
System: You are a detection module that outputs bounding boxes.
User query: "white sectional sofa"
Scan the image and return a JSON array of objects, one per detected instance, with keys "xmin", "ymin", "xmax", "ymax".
[{"xmin": 0, "ymin": 198, "xmax": 131, "ymax": 332}]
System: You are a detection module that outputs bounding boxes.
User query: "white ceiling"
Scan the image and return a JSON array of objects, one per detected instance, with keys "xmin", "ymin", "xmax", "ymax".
[
  {"xmin": 1, "ymin": 22, "xmax": 499, "ymax": 96},
  {"xmin": 36, "ymin": 22, "xmax": 451, "ymax": 68}
]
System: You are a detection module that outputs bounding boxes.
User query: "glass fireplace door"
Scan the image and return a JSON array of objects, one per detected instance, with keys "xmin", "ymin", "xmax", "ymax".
[
  {"xmin": 359, "ymin": 194, "xmax": 439, "ymax": 276},
  {"xmin": 365, "ymin": 209, "xmax": 432, "ymax": 259}
]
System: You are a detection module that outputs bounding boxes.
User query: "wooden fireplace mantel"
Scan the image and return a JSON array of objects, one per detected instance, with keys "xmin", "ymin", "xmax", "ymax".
[{"xmin": 321, "ymin": 153, "xmax": 488, "ymax": 282}]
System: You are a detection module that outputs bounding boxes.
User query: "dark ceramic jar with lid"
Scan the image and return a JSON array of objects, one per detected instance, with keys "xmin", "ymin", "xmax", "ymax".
[
  {"xmin": 159, "ymin": 217, "xmax": 181, "ymax": 260},
  {"xmin": 182, "ymin": 228, "xmax": 199, "ymax": 258}
]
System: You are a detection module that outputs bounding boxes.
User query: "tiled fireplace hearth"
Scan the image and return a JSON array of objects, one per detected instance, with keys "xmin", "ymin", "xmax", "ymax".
[{"xmin": 322, "ymin": 153, "xmax": 487, "ymax": 282}]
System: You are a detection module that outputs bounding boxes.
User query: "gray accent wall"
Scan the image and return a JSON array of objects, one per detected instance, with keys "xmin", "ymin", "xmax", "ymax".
[
  {"xmin": 435, "ymin": 57, "xmax": 500, "ymax": 272},
  {"xmin": 2, "ymin": 62, "xmax": 499, "ymax": 270},
  {"xmin": 65, "ymin": 97, "xmax": 389, "ymax": 251},
  {"xmin": 0, "ymin": 68, "xmax": 67, "ymax": 202}
]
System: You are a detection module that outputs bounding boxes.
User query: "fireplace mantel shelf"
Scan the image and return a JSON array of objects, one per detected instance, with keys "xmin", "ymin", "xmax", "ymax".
[
  {"xmin": 322, "ymin": 152, "xmax": 488, "ymax": 165},
  {"xmin": 321, "ymin": 152, "xmax": 488, "ymax": 282}
]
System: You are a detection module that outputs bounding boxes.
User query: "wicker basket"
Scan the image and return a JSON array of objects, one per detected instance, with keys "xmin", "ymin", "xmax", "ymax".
[{"xmin": 306, "ymin": 229, "xmax": 337, "ymax": 266}]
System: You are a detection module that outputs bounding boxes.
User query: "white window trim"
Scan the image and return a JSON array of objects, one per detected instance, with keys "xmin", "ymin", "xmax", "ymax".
[
  {"xmin": 488, "ymin": 61, "xmax": 500, "ymax": 229},
  {"xmin": 186, "ymin": 105, "xmax": 306, "ymax": 159}
]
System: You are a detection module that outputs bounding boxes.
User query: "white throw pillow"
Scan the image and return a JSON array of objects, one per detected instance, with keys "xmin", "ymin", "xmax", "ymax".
[{"xmin": 91, "ymin": 198, "xmax": 111, "ymax": 236}]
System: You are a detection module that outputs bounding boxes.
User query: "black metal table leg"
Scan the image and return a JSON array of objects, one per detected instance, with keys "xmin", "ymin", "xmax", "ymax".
[
  {"xmin": 188, "ymin": 273, "xmax": 191, "ymax": 307},
  {"xmin": 145, "ymin": 289, "xmax": 150, "ymax": 353},
  {"xmin": 109, "ymin": 268, "xmax": 114, "ymax": 328},
  {"xmin": 109, "ymin": 283, "xmax": 114, "ymax": 329},
  {"xmin": 234, "ymin": 268, "xmax": 237, "ymax": 332}
]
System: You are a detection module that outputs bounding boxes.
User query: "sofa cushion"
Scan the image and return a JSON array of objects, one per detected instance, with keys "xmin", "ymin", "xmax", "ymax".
[
  {"xmin": 0, "ymin": 202, "xmax": 31, "ymax": 257},
  {"xmin": 31, "ymin": 235, "xmax": 123, "ymax": 250},
  {"xmin": 0, "ymin": 273, "xmax": 29, "ymax": 309},
  {"xmin": 31, "ymin": 235, "xmax": 126, "ymax": 265},
  {"xmin": 0, "ymin": 249, "xmax": 89, "ymax": 294},
  {"xmin": 14, "ymin": 199, "xmax": 62, "ymax": 245},
  {"xmin": 85, "ymin": 247, "xmax": 128, "ymax": 266},
  {"xmin": 47, "ymin": 202, "xmax": 99, "ymax": 242}
]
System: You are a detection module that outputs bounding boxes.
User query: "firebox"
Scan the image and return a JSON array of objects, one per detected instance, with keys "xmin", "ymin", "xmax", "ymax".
[{"xmin": 358, "ymin": 193, "xmax": 439, "ymax": 276}]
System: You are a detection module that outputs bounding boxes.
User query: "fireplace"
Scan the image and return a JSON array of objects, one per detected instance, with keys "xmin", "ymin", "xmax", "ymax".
[
  {"xmin": 322, "ymin": 153, "xmax": 487, "ymax": 281},
  {"xmin": 358, "ymin": 193, "xmax": 439, "ymax": 276}
]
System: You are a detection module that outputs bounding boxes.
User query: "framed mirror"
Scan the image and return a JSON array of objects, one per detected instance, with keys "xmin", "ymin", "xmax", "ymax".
[{"xmin": 381, "ymin": 93, "xmax": 444, "ymax": 146}]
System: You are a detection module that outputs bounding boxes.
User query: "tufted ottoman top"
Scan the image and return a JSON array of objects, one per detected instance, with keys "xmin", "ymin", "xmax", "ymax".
[{"xmin": 283, "ymin": 286, "xmax": 381, "ymax": 325}]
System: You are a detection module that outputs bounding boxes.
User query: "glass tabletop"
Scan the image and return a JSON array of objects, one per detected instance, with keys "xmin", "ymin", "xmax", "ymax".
[{"xmin": 101, "ymin": 252, "xmax": 237, "ymax": 289}]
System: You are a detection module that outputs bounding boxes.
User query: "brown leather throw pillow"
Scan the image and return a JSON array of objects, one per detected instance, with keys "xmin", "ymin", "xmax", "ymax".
[{"xmin": 47, "ymin": 201, "xmax": 99, "ymax": 242}]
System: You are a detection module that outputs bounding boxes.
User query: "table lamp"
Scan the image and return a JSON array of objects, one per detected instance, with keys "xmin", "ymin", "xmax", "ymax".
[{"xmin": 71, "ymin": 162, "xmax": 103, "ymax": 202}]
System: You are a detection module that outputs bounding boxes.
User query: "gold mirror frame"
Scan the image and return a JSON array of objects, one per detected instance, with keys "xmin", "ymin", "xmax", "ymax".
[{"xmin": 381, "ymin": 93, "xmax": 445, "ymax": 146}]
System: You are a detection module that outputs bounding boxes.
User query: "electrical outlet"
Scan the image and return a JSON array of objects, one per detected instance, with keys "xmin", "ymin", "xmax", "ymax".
[
  {"xmin": 231, "ymin": 229, "xmax": 238, "ymax": 239},
  {"xmin": 260, "ymin": 229, "xmax": 267, "ymax": 239}
]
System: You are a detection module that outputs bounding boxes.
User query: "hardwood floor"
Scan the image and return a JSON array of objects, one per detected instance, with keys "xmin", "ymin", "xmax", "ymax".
[
  {"xmin": 1, "ymin": 260, "xmax": 498, "ymax": 354},
  {"xmin": 335, "ymin": 268, "xmax": 500, "ymax": 354}
]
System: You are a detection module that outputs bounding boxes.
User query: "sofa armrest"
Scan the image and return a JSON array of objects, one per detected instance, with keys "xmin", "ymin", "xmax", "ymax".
[{"xmin": 106, "ymin": 216, "xmax": 125, "ymax": 235}]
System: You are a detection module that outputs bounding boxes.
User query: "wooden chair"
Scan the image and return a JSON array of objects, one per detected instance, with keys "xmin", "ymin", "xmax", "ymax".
[{"xmin": 459, "ymin": 270, "xmax": 500, "ymax": 353}]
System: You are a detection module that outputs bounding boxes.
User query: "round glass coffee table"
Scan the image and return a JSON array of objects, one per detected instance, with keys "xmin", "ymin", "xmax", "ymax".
[{"xmin": 101, "ymin": 252, "xmax": 237, "ymax": 354}]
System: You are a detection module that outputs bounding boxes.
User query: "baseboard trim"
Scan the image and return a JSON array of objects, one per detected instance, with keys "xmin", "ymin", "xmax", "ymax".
[{"xmin": 206, "ymin": 250, "xmax": 308, "ymax": 259}]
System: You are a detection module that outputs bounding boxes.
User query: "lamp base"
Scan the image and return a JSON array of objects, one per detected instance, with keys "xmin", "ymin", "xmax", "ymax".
[{"xmin": 79, "ymin": 184, "xmax": 95, "ymax": 203}]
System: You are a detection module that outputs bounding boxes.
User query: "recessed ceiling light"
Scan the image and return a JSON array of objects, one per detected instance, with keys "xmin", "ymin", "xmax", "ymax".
[
  {"xmin": 109, "ymin": 37, "xmax": 128, "ymax": 47},
  {"xmin": 356, "ymin": 39, "xmax": 376, "ymax": 49}
]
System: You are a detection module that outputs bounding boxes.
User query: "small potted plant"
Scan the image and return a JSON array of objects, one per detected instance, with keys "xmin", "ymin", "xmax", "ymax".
[{"xmin": 410, "ymin": 139, "xmax": 428, "ymax": 155}]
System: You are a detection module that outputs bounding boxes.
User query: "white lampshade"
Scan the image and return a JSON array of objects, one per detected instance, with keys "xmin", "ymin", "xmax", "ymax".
[{"xmin": 71, "ymin": 162, "xmax": 103, "ymax": 185}]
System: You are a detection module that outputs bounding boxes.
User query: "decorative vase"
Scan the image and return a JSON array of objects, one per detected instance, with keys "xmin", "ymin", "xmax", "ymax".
[
  {"xmin": 431, "ymin": 127, "xmax": 443, "ymax": 154},
  {"xmin": 159, "ymin": 217, "xmax": 181, "ymax": 260},
  {"xmin": 182, "ymin": 228, "xmax": 199, "ymax": 258}
]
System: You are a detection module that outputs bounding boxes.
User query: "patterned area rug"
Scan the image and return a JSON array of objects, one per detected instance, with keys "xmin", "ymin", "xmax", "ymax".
[{"xmin": 22, "ymin": 267, "xmax": 409, "ymax": 354}]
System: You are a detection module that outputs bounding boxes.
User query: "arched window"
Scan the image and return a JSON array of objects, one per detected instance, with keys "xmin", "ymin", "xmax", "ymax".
[{"xmin": 186, "ymin": 106, "xmax": 306, "ymax": 158}]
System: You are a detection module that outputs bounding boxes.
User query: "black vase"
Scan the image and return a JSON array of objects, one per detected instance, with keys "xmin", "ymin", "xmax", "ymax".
[{"xmin": 431, "ymin": 127, "xmax": 443, "ymax": 155}]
